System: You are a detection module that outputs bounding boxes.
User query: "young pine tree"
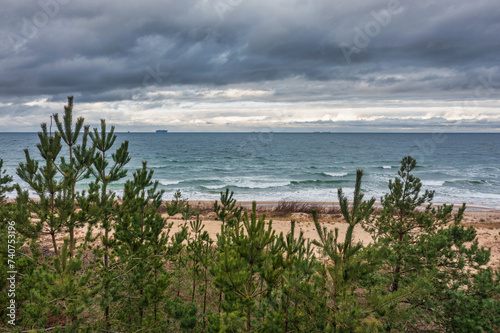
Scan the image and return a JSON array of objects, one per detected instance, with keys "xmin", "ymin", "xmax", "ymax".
[
  {"xmin": 214, "ymin": 188, "xmax": 243, "ymax": 226},
  {"xmin": 189, "ymin": 218, "xmax": 215, "ymax": 325},
  {"xmin": 0, "ymin": 159, "xmax": 13, "ymax": 202},
  {"xmin": 52, "ymin": 96, "xmax": 95, "ymax": 257},
  {"xmin": 17, "ymin": 122, "xmax": 64, "ymax": 255},
  {"xmin": 214, "ymin": 201, "xmax": 275, "ymax": 332},
  {"xmin": 365, "ymin": 156, "xmax": 492, "ymax": 329},
  {"xmin": 312, "ymin": 169, "xmax": 383, "ymax": 331},
  {"xmin": 282, "ymin": 222, "xmax": 318, "ymax": 332},
  {"xmin": 42, "ymin": 239, "xmax": 92, "ymax": 330},
  {"xmin": 16, "ymin": 97, "xmax": 94, "ymax": 257},
  {"xmin": 113, "ymin": 162, "xmax": 171, "ymax": 330},
  {"xmin": 165, "ymin": 189, "xmax": 187, "ymax": 216},
  {"xmin": 87, "ymin": 119, "xmax": 130, "ymax": 329}
]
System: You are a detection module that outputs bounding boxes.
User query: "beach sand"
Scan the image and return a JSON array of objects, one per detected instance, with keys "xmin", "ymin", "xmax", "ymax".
[
  {"xmin": 161, "ymin": 201, "xmax": 500, "ymax": 268},
  {"xmin": 41, "ymin": 200, "xmax": 500, "ymax": 268}
]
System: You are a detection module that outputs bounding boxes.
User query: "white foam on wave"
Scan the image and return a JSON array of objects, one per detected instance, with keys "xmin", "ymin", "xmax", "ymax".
[
  {"xmin": 382, "ymin": 166, "xmax": 392, "ymax": 169},
  {"xmin": 205, "ymin": 180, "xmax": 290, "ymax": 190},
  {"xmin": 421, "ymin": 180, "xmax": 445, "ymax": 186},
  {"xmin": 467, "ymin": 192, "xmax": 500, "ymax": 200},
  {"xmin": 203, "ymin": 185, "xmax": 225, "ymax": 190},
  {"xmin": 325, "ymin": 172, "xmax": 348, "ymax": 177},
  {"xmin": 159, "ymin": 180, "xmax": 181, "ymax": 186}
]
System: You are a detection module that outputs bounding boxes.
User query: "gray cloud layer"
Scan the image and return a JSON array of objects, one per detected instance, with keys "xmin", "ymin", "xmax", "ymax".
[{"xmin": 0, "ymin": 0, "xmax": 499, "ymax": 131}]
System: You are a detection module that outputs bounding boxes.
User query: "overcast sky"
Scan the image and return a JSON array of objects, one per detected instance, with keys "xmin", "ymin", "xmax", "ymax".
[{"xmin": 1, "ymin": 0, "xmax": 499, "ymax": 132}]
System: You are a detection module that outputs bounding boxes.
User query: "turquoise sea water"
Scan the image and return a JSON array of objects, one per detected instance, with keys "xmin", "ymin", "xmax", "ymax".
[{"xmin": 0, "ymin": 132, "xmax": 499, "ymax": 209}]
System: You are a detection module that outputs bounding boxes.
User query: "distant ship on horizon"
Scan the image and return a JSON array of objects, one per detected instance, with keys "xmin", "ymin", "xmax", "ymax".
[{"xmin": 155, "ymin": 130, "xmax": 168, "ymax": 133}]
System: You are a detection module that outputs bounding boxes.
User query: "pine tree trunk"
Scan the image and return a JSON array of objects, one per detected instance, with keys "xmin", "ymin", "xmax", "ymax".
[
  {"xmin": 105, "ymin": 306, "xmax": 110, "ymax": 331},
  {"xmin": 105, "ymin": 228, "xmax": 110, "ymax": 330},
  {"xmin": 246, "ymin": 263, "xmax": 253, "ymax": 332},
  {"xmin": 246, "ymin": 305, "xmax": 251, "ymax": 332},
  {"xmin": 69, "ymin": 226, "xmax": 74, "ymax": 258},
  {"xmin": 69, "ymin": 146, "xmax": 74, "ymax": 258},
  {"xmin": 392, "ymin": 264, "xmax": 401, "ymax": 292},
  {"xmin": 218, "ymin": 291, "xmax": 222, "ymax": 315},
  {"xmin": 154, "ymin": 267, "xmax": 158, "ymax": 322},
  {"xmin": 392, "ymin": 231, "xmax": 403, "ymax": 292},
  {"xmin": 50, "ymin": 192, "xmax": 58, "ymax": 256},
  {"xmin": 51, "ymin": 231, "xmax": 58, "ymax": 256}
]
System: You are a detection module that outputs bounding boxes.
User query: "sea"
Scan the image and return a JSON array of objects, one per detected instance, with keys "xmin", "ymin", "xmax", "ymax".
[{"xmin": 0, "ymin": 132, "xmax": 499, "ymax": 210}]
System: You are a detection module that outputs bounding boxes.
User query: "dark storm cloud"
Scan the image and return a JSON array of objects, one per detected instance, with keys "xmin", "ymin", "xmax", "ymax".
[{"xmin": 0, "ymin": 0, "xmax": 499, "ymax": 131}]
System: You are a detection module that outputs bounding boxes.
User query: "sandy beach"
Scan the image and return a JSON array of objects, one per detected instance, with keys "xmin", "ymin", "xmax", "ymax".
[
  {"xmin": 58, "ymin": 200, "xmax": 500, "ymax": 269},
  {"xmin": 31, "ymin": 201, "xmax": 500, "ymax": 267},
  {"xmin": 173, "ymin": 201, "xmax": 500, "ymax": 267}
]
